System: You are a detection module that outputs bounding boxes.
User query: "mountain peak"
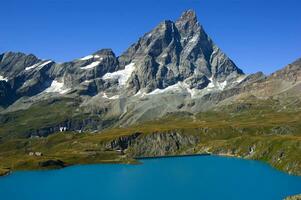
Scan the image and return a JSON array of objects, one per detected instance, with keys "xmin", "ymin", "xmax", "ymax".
[
  {"xmin": 175, "ymin": 10, "xmax": 200, "ymax": 38},
  {"xmin": 93, "ymin": 48, "xmax": 116, "ymax": 57},
  {"xmin": 117, "ymin": 9, "xmax": 243, "ymax": 92},
  {"xmin": 177, "ymin": 9, "xmax": 197, "ymax": 23}
]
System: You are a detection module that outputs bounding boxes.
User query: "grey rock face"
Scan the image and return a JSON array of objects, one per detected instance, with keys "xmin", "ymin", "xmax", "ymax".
[
  {"xmin": 118, "ymin": 10, "xmax": 243, "ymax": 93},
  {"xmin": 0, "ymin": 52, "xmax": 53, "ymax": 103},
  {"xmin": 0, "ymin": 52, "xmax": 41, "ymax": 78},
  {"xmin": 270, "ymin": 58, "xmax": 301, "ymax": 82},
  {"xmin": 0, "ymin": 48, "xmax": 120, "ymax": 107},
  {"xmin": 49, "ymin": 48, "xmax": 119, "ymax": 95},
  {"xmin": 106, "ymin": 131, "xmax": 200, "ymax": 157},
  {"xmin": 184, "ymin": 75, "xmax": 210, "ymax": 89},
  {"xmin": 0, "ymin": 81, "xmax": 14, "ymax": 107}
]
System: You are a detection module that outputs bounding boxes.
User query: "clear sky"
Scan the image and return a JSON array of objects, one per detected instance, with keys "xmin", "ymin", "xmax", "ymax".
[{"xmin": 1, "ymin": 0, "xmax": 300, "ymax": 74}]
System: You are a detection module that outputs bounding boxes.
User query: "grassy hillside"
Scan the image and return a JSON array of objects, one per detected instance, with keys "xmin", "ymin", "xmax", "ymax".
[{"xmin": 0, "ymin": 99, "xmax": 300, "ymax": 176}]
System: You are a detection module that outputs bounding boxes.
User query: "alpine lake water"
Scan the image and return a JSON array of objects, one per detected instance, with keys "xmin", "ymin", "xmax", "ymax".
[{"xmin": 1, "ymin": 155, "xmax": 300, "ymax": 200}]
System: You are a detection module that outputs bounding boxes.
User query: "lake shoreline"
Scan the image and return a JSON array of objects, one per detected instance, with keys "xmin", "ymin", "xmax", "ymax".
[
  {"xmin": 1, "ymin": 154, "xmax": 300, "ymax": 200},
  {"xmin": 0, "ymin": 169, "xmax": 10, "ymax": 177},
  {"xmin": 1, "ymin": 152, "xmax": 299, "ymax": 178},
  {"xmin": 135, "ymin": 153, "xmax": 211, "ymax": 160}
]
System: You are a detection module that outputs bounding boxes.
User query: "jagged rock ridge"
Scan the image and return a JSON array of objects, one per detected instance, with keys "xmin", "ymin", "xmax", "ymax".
[
  {"xmin": 0, "ymin": 10, "xmax": 243, "ymax": 105},
  {"xmin": 0, "ymin": 10, "xmax": 300, "ymax": 138}
]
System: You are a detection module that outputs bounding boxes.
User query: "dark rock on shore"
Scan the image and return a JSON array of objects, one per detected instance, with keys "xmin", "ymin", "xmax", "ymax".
[{"xmin": 38, "ymin": 160, "xmax": 66, "ymax": 168}]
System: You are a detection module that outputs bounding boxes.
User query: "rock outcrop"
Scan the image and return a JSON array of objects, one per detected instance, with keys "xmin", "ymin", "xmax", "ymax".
[{"xmin": 106, "ymin": 131, "xmax": 200, "ymax": 157}]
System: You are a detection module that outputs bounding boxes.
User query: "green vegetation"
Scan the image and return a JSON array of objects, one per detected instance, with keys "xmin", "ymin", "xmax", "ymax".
[
  {"xmin": 0, "ymin": 98, "xmax": 79, "ymax": 139},
  {"xmin": 285, "ymin": 194, "xmax": 301, "ymax": 200},
  {"xmin": 0, "ymin": 97, "xmax": 300, "ymax": 176},
  {"xmin": 0, "ymin": 97, "xmax": 118, "ymax": 140},
  {"xmin": 0, "ymin": 133, "xmax": 137, "ymax": 174},
  {"xmin": 196, "ymin": 135, "xmax": 301, "ymax": 175}
]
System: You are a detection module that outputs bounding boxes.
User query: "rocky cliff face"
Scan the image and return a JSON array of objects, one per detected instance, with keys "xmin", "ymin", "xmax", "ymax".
[
  {"xmin": 118, "ymin": 10, "xmax": 243, "ymax": 94},
  {"xmin": 0, "ymin": 48, "xmax": 120, "ymax": 101},
  {"xmin": 106, "ymin": 131, "xmax": 201, "ymax": 157},
  {"xmin": 0, "ymin": 10, "xmax": 300, "ymax": 138}
]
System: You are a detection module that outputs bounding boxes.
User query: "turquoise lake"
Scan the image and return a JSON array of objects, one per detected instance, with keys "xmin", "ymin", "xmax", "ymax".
[{"xmin": 1, "ymin": 155, "xmax": 300, "ymax": 200}]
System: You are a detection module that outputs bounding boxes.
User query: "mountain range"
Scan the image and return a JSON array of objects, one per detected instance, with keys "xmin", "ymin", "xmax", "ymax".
[
  {"xmin": 1, "ymin": 10, "xmax": 299, "ymax": 137},
  {"xmin": 0, "ymin": 10, "xmax": 300, "ymax": 176}
]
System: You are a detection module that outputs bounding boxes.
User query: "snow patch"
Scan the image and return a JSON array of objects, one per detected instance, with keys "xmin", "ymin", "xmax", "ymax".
[
  {"xmin": 39, "ymin": 60, "xmax": 53, "ymax": 67},
  {"xmin": 79, "ymin": 54, "xmax": 103, "ymax": 61},
  {"xmin": 136, "ymin": 76, "xmax": 232, "ymax": 98},
  {"xmin": 217, "ymin": 80, "xmax": 227, "ymax": 90},
  {"xmin": 81, "ymin": 61, "xmax": 101, "ymax": 70},
  {"xmin": 207, "ymin": 77, "xmax": 215, "ymax": 89},
  {"xmin": 186, "ymin": 87, "xmax": 198, "ymax": 98},
  {"xmin": 79, "ymin": 55, "xmax": 94, "ymax": 61},
  {"xmin": 190, "ymin": 34, "xmax": 199, "ymax": 43},
  {"xmin": 102, "ymin": 63, "xmax": 135, "ymax": 86},
  {"xmin": 25, "ymin": 63, "xmax": 40, "ymax": 71},
  {"xmin": 234, "ymin": 75, "xmax": 247, "ymax": 84},
  {"xmin": 134, "ymin": 90, "xmax": 147, "ymax": 97},
  {"xmin": 102, "ymin": 92, "xmax": 119, "ymax": 100},
  {"xmin": 102, "ymin": 92, "xmax": 109, "ymax": 98},
  {"xmin": 109, "ymin": 95, "xmax": 119, "ymax": 100},
  {"xmin": 44, "ymin": 80, "xmax": 70, "ymax": 94},
  {"xmin": 0, "ymin": 75, "xmax": 8, "ymax": 82},
  {"xmin": 206, "ymin": 77, "xmax": 227, "ymax": 91},
  {"xmin": 25, "ymin": 60, "xmax": 52, "ymax": 71},
  {"xmin": 161, "ymin": 53, "xmax": 168, "ymax": 58},
  {"xmin": 147, "ymin": 81, "xmax": 198, "ymax": 98},
  {"xmin": 148, "ymin": 82, "xmax": 183, "ymax": 95},
  {"xmin": 84, "ymin": 80, "xmax": 93, "ymax": 83}
]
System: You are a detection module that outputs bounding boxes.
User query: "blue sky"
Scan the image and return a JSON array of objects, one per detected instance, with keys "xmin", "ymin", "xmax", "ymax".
[{"xmin": 0, "ymin": 0, "xmax": 300, "ymax": 74}]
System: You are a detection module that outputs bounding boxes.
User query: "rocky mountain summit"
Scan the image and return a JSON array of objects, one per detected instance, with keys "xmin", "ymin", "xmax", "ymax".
[
  {"xmin": 0, "ymin": 10, "xmax": 300, "ymax": 138},
  {"xmin": 0, "ymin": 10, "xmax": 243, "ymax": 103},
  {"xmin": 118, "ymin": 10, "xmax": 243, "ymax": 94}
]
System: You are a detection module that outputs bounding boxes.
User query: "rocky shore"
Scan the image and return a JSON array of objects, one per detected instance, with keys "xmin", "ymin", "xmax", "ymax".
[
  {"xmin": 1, "ymin": 129, "xmax": 301, "ymax": 177},
  {"xmin": 0, "ymin": 168, "xmax": 10, "ymax": 176},
  {"xmin": 285, "ymin": 194, "xmax": 301, "ymax": 200}
]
